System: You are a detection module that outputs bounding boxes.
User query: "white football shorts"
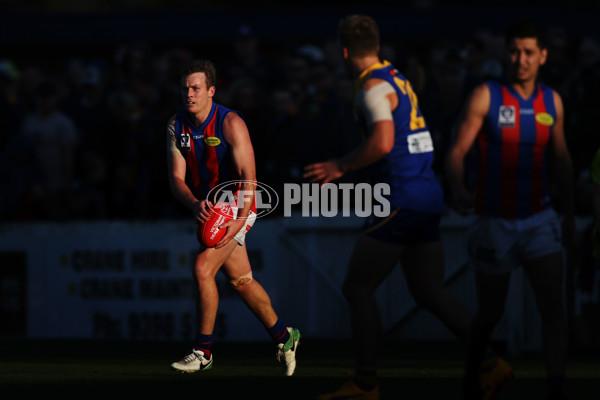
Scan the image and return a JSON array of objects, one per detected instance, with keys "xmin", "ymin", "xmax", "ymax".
[
  {"xmin": 468, "ymin": 208, "xmax": 563, "ymax": 275},
  {"xmin": 231, "ymin": 207, "xmax": 257, "ymax": 245}
]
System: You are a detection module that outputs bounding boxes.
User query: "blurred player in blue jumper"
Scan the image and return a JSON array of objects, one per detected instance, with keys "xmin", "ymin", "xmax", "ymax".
[{"xmin": 305, "ymin": 15, "xmax": 510, "ymax": 400}]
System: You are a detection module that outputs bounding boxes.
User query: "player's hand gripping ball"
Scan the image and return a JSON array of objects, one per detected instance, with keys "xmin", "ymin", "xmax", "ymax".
[{"xmin": 197, "ymin": 202, "xmax": 234, "ymax": 247}]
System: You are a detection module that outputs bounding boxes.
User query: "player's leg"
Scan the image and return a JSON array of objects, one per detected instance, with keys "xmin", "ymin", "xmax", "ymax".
[
  {"xmin": 318, "ymin": 234, "xmax": 400, "ymax": 400},
  {"xmin": 171, "ymin": 240, "xmax": 239, "ymax": 372},
  {"xmin": 523, "ymin": 252, "xmax": 568, "ymax": 398},
  {"xmin": 343, "ymin": 234, "xmax": 402, "ymax": 365},
  {"xmin": 220, "ymin": 212, "xmax": 294, "ymax": 342},
  {"xmin": 346, "ymin": 235, "xmax": 402, "ymax": 382},
  {"xmin": 222, "ymin": 243, "xmax": 300, "ymax": 376},
  {"xmin": 317, "ymin": 235, "xmax": 402, "ymax": 400},
  {"xmin": 464, "ymin": 270, "xmax": 511, "ymax": 399},
  {"xmin": 400, "ymin": 240, "xmax": 472, "ymax": 341},
  {"xmin": 463, "ymin": 215, "xmax": 522, "ymax": 398},
  {"xmin": 193, "ymin": 241, "xmax": 240, "ymax": 335},
  {"xmin": 517, "ymin": 209, "xmax": 567, "ymax": 398},
  {"xmin": 222, "ymin": 243, "xmax": 278, "ymax": 328}
]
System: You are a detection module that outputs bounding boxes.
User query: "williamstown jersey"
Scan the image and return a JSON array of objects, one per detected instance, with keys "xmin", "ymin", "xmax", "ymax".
[
  {"xmin": 168, "ymin": 102, "xmax": 236, "ymax": 200},
  {"xmin": 474, "ymin": 80, "xmax": 556, "ymax": 219},
  {"xmin": 355, "ymin": 60, "xmax": 444, "ymax": 213}
]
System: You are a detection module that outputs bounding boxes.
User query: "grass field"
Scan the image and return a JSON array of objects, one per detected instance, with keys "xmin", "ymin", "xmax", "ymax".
[{"xmin": 1, "ymin": 338, "xmax": 598, "ymax": 399}]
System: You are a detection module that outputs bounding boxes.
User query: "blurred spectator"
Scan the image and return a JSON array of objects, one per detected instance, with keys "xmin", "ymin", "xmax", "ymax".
[
  {"xmin": 221, "ymin": 24, "xmax": 275, "ymax": 93},
  {"xmin": 2, "ymin": 14, "xmax": 599, "ymax": 222},
  {"xmin": 562, "ymin": 36, "xmax": 600, "ymax": 179},
  {"xmin": 426, "ymin": 42, "xmax": 470, "ymax": 179},
  {"xmin": 112, "ymin": 41, "xmax": 153, "ymax": 90},
  {"xmin": 478, "ymin": 59, "xmax": 503, "ymax": 82},
  {"xmin": 21, "ymin": 80, "xmax": 79, "ymax": 220},
  {"xmin": 464, "ymin": 28, "xmax": 505, "ymax": 82},
  {"xmin": 227, "ymin": 77, "xmax": 270, "ymax": 179},
  {"xmin": 278, "ymin": 46, "xmax": 312, "ymax": 109},
  {"xmin": 402, "ymin": 54, "xmax": 428, "ymax": 97},
  {"xmin": 321, "ymin": 38, "xmax": 345, "ymax": 77},
  {"xmin": 62, "ymin": 64, "xmax": 111, "ymax": 158},
  {"xmin": 0, "ymin": 60, "xmax": 24, "ymax": 152},
  {"xmin": 0, "ymin": 61, "xmax": 29, "ymax": 220},
  {"xmin": 571, "ymin": 148, "xmax": 600, "ymax": 354},
  {"xmin": 154, "ymin": 48, "xmax": 194, "ymax": 110},
  {"xmin": 104, "ymin": 88, "xmax": 152, "ymax": 219},
  {"xmin": 18, "ymin": 64, "xmax": 46, "ymax": 115},
  {"xmin": 542, "ymin": 27, "xmax": 572, "ymax": 88},
  {"xmin": 63, "ymin": 58, "xmax": 85, "ymax": 98},
  {"xmin": 227, "ymin": 77, "xmax": 268, "ymax": 133},
  {"xmin": 59, "ymin": 63, "xmax": 112, "ymax": 219},
  {"xmin": 262, "ymin": 84, "xmax": 307, "ymax": 190},
  {"xmin": 297, "ymin": 44, "xmax": 341, "ymax": 161}
]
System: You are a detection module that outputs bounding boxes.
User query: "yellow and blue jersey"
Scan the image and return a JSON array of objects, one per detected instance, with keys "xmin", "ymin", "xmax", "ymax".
[{"xmin": 354, "ymin": 60, "xmax": 444, "ymax": 213}]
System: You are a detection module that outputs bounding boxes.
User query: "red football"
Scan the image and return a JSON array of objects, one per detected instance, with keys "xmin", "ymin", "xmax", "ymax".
[{"xmin": 196, "ymin": 202, "xmax": 235, "ymax": 247}]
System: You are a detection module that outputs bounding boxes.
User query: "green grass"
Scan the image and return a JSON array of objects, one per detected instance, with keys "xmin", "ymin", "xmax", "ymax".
[{"xmin": 0, "ymin": 339, "xmax": 598, "ymax": 399}]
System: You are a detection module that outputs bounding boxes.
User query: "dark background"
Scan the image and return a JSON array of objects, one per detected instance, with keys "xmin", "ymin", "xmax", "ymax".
[{"xmin": 1, "ymin": 0, "xmax": 599, "ymax": 222}]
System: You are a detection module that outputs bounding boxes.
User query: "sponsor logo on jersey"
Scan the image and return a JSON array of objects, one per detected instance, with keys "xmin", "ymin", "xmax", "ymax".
[
  {"xmin": 204, "ymin": 137, "xmax": 221, "ymax": 146},
  {"xmin": 535, "ymin": 112, "xmax": 554, "ymax": 126}
]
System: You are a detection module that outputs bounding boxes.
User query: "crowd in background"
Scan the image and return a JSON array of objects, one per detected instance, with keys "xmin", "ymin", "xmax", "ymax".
[
  {"xmin": 1, "ymin": 23, "xmax": 600, "ymax": 222},
  {"xmin": 0, "ymin": 11, "xmax": 599, "ymax": 353}
]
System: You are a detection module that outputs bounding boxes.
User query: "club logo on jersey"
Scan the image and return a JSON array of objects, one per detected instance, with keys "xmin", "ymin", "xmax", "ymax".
[
  {"xmin": 535, "ymin": 112, "xmax": 554, "ymax": 126},
  {"xmin": 204, "ymin": 137, "xmax": 221, "ymax": 146},
  {"xmin": 180, "ymin": 133, "xmax": 191, "ymax": 151},
  {"xmin": 498, "ymin": 105, "xmax": 516, "ymax": 127}
]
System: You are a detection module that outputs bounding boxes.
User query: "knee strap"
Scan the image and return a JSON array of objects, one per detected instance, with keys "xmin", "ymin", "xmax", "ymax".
[{"xmin": 230, "ymin": 271, "xmax": 253, "ymax": 288}]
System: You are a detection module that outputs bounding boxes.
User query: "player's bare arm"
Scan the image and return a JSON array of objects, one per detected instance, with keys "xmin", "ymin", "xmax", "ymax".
[
  {"xmin": 304, "ymin": 78, "xmax": 395, "ymax": 184},
  {"xmin": 445, "ymin": 83, "xmax": 490, "ymax": 214},
  {"xmin": 549, "ymin": 91, "xmax": 576, "ymax": 245},
  {"xmin": 166, "ymin": 117, "xmax": 212, "ymax": 223},
  {"xmin": 216, "ymin": 112, "xmax": 257, "ymax": 248}
]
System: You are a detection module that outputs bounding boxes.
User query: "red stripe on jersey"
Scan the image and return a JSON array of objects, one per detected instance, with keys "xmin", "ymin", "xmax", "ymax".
[
  {"xmin": 499, "ymin": 86, "xmax": 520, "ymax": 219},
  {"xmin": 183, "ymin": 121, "xmax": 202, "ymax": 197},
  {"xmin": 474, "ymin": 125, "xmax": 488, "ymax": 214},
  {"xmin": 531, "ymin": 85, "xmax": 551, "ymax": 214},
  {"xmin": 204, "ymin": 108, "xmax": 220, "ymax": 190}
]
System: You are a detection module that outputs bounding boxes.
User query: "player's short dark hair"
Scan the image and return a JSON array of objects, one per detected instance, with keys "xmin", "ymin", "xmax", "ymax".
[
  {"xmin": 505, "ymin": 19, "xmax": 546, "ymax": 49},
  {"xmin": 338, "ymin": 14, "xmax": 380, "ymax": 57},
  {"xmin": 181, "ymin": 59, "xmax": 217, "ymax": 88}
]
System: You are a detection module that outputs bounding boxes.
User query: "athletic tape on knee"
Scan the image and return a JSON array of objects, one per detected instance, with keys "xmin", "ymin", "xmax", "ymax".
[{"xmin": 230, "ymin": 271, "xmax": 253, "ymax": 288}]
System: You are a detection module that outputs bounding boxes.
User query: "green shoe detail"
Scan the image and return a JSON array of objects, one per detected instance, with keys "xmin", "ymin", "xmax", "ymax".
[{"xmin": 283, "ymin": 327, "xmax": 301, "ymax": 352}]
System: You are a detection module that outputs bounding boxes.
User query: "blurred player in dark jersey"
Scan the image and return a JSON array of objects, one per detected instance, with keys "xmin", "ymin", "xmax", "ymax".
[
  {"xmin": 446, "ymin": 20, "xmax": 574, "ymax": 400},
  {"xmin": 305, "ymin": 15, "xmax": 507, "ymax": 400}
]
